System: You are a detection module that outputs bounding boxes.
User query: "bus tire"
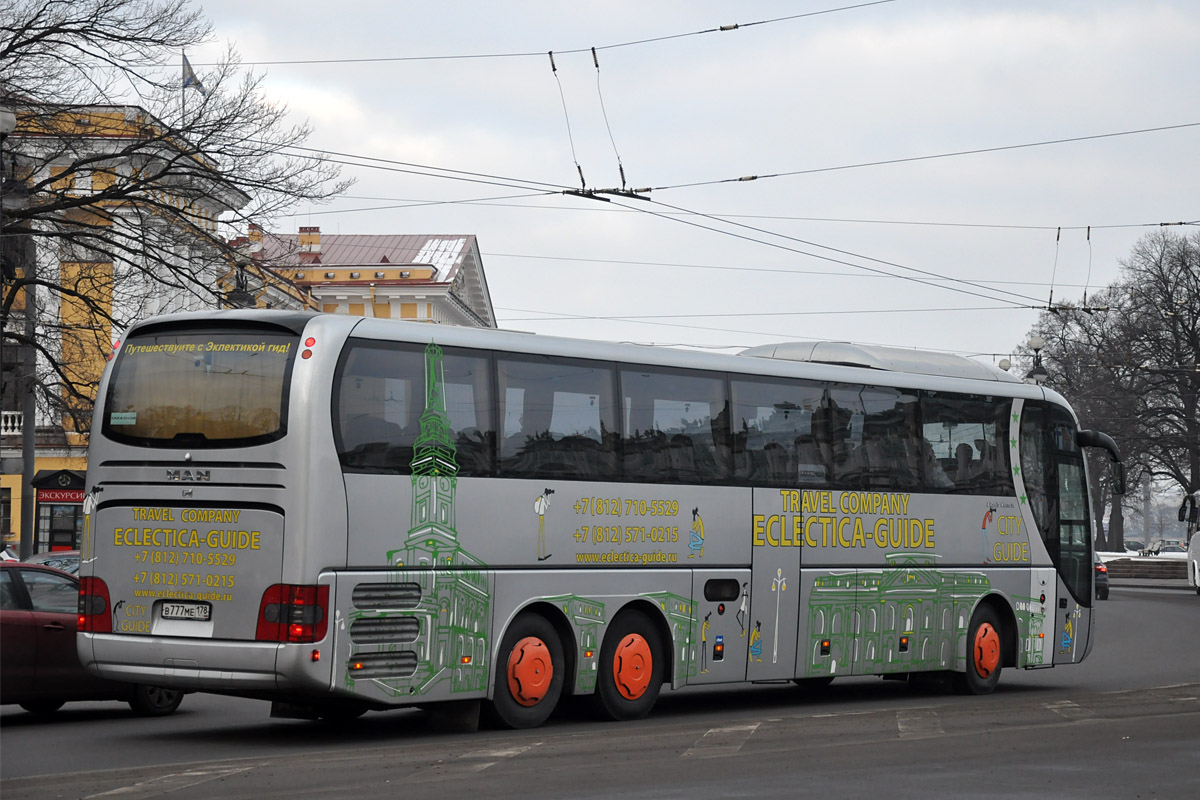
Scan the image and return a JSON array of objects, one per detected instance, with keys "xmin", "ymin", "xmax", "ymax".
[
  {"xmin": 594, "ymin": 610, "xmax": 664, "ymax": 721},
  {"xmin": 19, "ymin": 699, "xmax": 65, "ymax": 715},
  {"xmin": 317, "ymin": 701, "xmax": 369, "ymax": 722},
  {"xmin": 954, "ymin": 605, "xmax": 1003, "ymax": 695},
  {"xmin": 128, "ymin": 684, "xmax": 183, "ymax": 717},
  {"xmin": 489, "ymin": 613, "xmax": 564, "ymax": 729}
]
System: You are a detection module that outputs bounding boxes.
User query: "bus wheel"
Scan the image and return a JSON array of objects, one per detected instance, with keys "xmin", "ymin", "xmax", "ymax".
[
  {"xmin": 792, "ymin": 676, "xmax": 834, "ymax": 691},
  {"xmin": 129, "ymin": 684, "xmax": 183, "ymax": 716},
  {"xmin": 594, "ymin": 610, "xmax": 663, "ymax": 721},
  {"xmin": 317, "ymin": 701, "xmax": 369, "ymax": 722},
  {"xmin": 954, "ymin": 605, "xmax": 1003, "ymax": 695},
  {"xmin": 489, "ymin": 613, "xmax": 564, "ymax": 729},
  {"xmin": 19, "ymin": 700, "xmax": 65, "ymax": 715}
]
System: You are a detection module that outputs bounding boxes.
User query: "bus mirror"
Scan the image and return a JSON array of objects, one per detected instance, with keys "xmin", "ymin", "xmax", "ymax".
[
  {"xmin": 1112, "ymin": 463, "xmax": 1126, "ymax": 496},
  {"xmin": 1181, "ymin": 496, "xmax": 1198, "ymax": 524}
]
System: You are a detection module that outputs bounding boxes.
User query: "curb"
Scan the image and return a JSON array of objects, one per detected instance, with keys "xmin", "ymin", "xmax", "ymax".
[{"xmin": 1108, "ymin": 580, "xmax": 1195, "ymax": 592}]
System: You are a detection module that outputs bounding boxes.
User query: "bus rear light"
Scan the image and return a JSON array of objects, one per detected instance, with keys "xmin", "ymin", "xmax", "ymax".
[
  {"xmin": 256, "ymin": 584, "xmax": 330, "ymax": 643},
  {"xmin": 305, "ymin": 337, "xmax": 316, "ymax": 347},
  {"xmin": 78, "ymin": 576, "xmax": 112, "ymax": 633}
]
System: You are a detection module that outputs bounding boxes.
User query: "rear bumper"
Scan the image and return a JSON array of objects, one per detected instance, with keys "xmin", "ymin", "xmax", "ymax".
[{"xmin": 82, "ymin": 633, "xmax": 284, "ymax": 693}]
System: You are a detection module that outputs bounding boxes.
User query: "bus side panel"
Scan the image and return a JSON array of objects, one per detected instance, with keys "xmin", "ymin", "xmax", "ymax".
[
  {"xmin": 345, "ymin": 476, "xmax": 751, "ymax": 572},
  {"xmin": 1051, "ymin": 573, "xmax": 1091, "ymax": 665},
  {"xmin": 688, "ymin": 568, "xmax": 751, "ymax": 685},
  {"xmin": 1023, "ymin": 568, "xmax": 1057, "ymax": 667},
  {"xmin": 747, "ymin": 488, "xmax": 801, "ymax": 681},
  {"xmin": 490, "ymin": 569, "xmax": 696, "ymax": 696},
  {"xmin": 798, "ymin": 566, "xmax": 1043, "ymax": 679},
  {"xmin": 330, "ymin": 568, "xmax": 493, "ymax": 705}
]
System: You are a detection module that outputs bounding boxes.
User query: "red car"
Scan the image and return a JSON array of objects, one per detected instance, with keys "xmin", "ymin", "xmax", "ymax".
[{"xmin": 0, "ymin": 561, "xmax": 183, "ymax": 716}]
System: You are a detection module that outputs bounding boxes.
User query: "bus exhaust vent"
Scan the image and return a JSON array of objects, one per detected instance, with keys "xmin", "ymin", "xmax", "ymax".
[
  {"xmin": 349, "ymin": 615, "xmax": 420, "ymax": 644},
  {"xmin": 347, "ymin": 651, "xmax": 418, "ymax": 679},
  {"xmin": 352, "ymin": 582, "xmax": 421, "ymax": 609}
]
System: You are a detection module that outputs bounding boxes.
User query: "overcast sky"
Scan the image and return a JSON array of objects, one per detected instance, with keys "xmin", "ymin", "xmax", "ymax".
[{"xmin": 185, "ymin": 0, "xmax": 1199, "ymax": 364}]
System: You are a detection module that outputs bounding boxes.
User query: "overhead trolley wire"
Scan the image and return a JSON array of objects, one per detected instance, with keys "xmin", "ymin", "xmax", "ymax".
[
  {"xmin": 647, "ymin": 122, "xmax": 1200, "ymax": 192},
  {"xmin": 614, "ymin": 195, "xmax": 1047, "ymax": 307},
  {"xmin": 197, "ymin": 2, "xmax": 898, "ymax": 68}
]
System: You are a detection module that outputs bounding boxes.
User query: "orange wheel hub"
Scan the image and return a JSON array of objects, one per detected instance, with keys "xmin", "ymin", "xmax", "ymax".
[
  {"xmin": 612, "ymin": 633, "xmax": 652, "ymax": 700},
  {"xmin": 507, "ymin": 636, "xmax": 553, "ymax": 707},
  {"xmin": 973, "ymin": 622, "xmax": 1000, "ymax": 677}
]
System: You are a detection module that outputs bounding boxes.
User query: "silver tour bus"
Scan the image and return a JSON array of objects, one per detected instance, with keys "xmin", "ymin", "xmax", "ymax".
[{"xmin": 78, "ymin": 310, "xmax": 1123, "ymax": 727}]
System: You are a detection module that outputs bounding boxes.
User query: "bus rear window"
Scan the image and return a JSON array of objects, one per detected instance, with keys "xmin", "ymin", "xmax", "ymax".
[{"xmin": 103, "ymin": 329, "xmax": 298, "ymax": 447}]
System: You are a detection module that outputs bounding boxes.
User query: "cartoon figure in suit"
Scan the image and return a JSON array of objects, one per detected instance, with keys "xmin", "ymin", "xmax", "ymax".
[{"xmin": 534, "ymin": 488, "xmax": 554, "ymax": 561}]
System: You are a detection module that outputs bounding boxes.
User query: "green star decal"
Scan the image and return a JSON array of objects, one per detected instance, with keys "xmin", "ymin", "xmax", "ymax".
[
  {"xmin": 1010, "ymin": 438, "xmax": 1017, "ymax": 448},
  {"xmin": 1012, "ymin": 412, "xmax": 1020, "ymax": 422},
  {"xmin": 1013, "ymin": 466, "xmax": 1021, "ymax": 476},
  {"xmin": 1020, "ymin": 495, "xmax": 1027, "ymax": 504}
]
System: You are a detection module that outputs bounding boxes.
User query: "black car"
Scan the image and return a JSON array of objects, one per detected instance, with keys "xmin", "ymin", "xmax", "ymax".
[
  {"xmin": 1094, "ymin": 555, "xmax": 1110, "ymax": 601},
  {"xmin": 1, "ymin": 561, "xmax": 184, "ymax": 716}
]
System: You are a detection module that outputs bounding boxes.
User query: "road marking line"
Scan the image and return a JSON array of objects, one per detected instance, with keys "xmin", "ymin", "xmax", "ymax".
[
  {"xmin": 86, "ymin": 767, "xmax": 252, "ymax": 797},
  {"xmin": 411, "ymin": 742, "xmax": 541, "ymax": 781},
  {"xmin": 896, "ymin": 710, "xmax": 944, "ymax": 739},
  {"xmin": 682, "ymin": 723, "xmax": 760, "ymax": 758},
  {"xmin": 1046, "ymin": 700, "xmax": 1094, "ymax": 720}
]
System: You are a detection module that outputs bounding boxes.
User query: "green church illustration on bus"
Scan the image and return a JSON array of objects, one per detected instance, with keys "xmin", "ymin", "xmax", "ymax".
[{"xmin": 342, "ymin": 342, "xmax": 701, "ymax": 699}]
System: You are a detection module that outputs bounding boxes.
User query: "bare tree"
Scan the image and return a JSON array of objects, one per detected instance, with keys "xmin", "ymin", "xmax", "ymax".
[
  {"xmin": 1, "ymin": 0, "xmax": 351, "ymax": 431},
  {"xmin": 1020, "ymin": 230, "xmax": 1200, "ymax": 550}
]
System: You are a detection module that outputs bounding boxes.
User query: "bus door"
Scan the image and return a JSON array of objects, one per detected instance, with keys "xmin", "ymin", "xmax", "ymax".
[
  {"xmin": 746, "ymin": 488, "xmax": 802, "ymax": 681},
  {"xmin": 1019, "ymin": 400, "xmax": 1094, "ymax": 666},
  {"xmin": 688, "ymin": 569, "xmax": 750, "ymax": 685}
]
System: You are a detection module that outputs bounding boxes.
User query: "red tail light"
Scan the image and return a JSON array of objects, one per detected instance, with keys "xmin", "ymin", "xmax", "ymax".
[
  {"xmin": 256, "ymin": 584, "xmax": 329, "ymax": 643},
  {"xmin": 78, "ymin": 576, "xmax": 112, "ymax": 633},
  {"xmin": 1095, "ymin": 563, "xmax": 1108, "ymax": 574}
]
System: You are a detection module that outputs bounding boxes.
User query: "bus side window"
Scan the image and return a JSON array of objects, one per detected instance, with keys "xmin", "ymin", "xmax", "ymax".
[
  {"xmin": 442, "ymin": 351, "xmax": 494, "ymax": 477},
  {"xmin": 621, "ymin": 367, "xmax": 729, "ymax": 484},
  {"xmin": 731, "ymin": 376, "xmax": 826, "ymax": 486},
  {"xmin": 334, "ymin": 344, "xmax": 420, "ymax": 473},
  {"xmin": 920, "ymin": 391, "xmax": 1012, "ymax": 495},
  {"xmin": 497, "ymin": 356, "xmax": 616, "ymax": 481}
]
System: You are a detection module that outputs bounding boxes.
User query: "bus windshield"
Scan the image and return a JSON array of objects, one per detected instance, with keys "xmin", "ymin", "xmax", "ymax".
[{"xmin": 102, "ymin": 327, "xmax": 298, "ymax": 447}]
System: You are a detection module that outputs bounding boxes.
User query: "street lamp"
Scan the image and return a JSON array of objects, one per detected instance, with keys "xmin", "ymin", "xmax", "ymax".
[{"xmin": 1025, "ymin": 336, "xmax": 1048, "ymax": 385}]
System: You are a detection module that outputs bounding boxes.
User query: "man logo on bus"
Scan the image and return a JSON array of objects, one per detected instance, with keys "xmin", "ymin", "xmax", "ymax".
[
  {"xmin": 534, "ymin": 488, "xmax": 554, "ymax": 562},
  {"xmin": 981, "ymin": 503, "xmax": 999, "ymax": 563},
  {"xmin": 689, "ymin": 507, "xmax": 705, "ymax": 558}
]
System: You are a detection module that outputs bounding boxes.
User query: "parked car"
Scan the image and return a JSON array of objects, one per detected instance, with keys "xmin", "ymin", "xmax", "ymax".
[
  {"xmin": 1093, "ymin": 555, "xmax": 1109, "ymax": 601},
  {"xmin": 1123, "ymin": 539, "xmax": 1145, "ymax": 554},
  {"xmin": 23, "ymin": 550, "xmax": 81, "ymax": 574},
  {"xmin": 0, "ymin": 561, "xmax": 183, "ymax": 716},
  {"xmin": 1188, "ymin": 534, "xmax": 1200, "ymax": 596}
]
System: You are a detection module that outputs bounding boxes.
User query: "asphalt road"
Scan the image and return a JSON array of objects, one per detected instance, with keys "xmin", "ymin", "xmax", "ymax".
[{"xmin": 2, "ymin": 585, "xmax": 1197, "ymax": 799}]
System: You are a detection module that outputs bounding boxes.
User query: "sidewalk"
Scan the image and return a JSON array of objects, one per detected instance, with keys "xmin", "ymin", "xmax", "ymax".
[{"xmin": 1108, "ymin": 577, "xmax": 1196, "ymax": 592}]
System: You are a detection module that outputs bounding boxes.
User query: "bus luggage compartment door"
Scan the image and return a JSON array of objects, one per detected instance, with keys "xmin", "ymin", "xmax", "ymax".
[{"xmin": 688, "ymin": 570, "xmax": 751, "ymax": 685}]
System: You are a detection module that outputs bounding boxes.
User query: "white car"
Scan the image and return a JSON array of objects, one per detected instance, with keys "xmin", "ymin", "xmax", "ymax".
[{"xmin": 1188, "ymin": 534, "xmax": 1200, "ymax": 596}]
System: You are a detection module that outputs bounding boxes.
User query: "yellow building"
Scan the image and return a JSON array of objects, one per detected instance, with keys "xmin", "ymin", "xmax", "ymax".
[
  {"xmin": 241, "ymin": 225, "xmax": 496, "ymax": 327},
  {"xmin": 1, "ymin": 104, "xmax": 247, "ymax": 552}
]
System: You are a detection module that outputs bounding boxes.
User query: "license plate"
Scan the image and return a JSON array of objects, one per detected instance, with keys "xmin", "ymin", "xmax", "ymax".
[{"xmin": 161, "ymin": 601, "xmax": 211, "ymax": 621}]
